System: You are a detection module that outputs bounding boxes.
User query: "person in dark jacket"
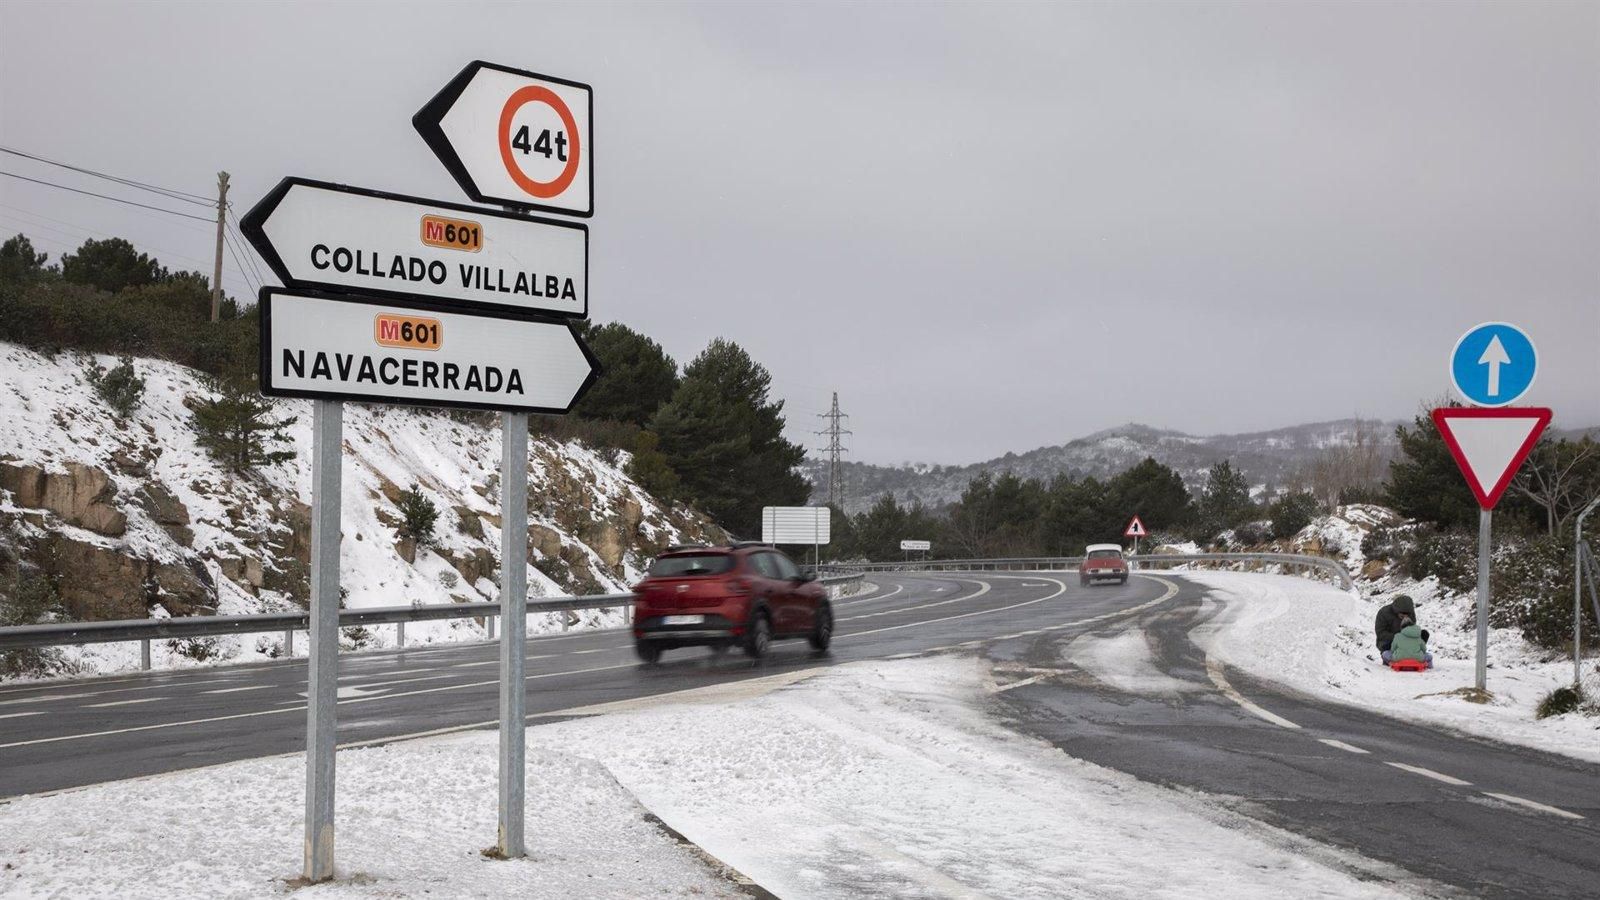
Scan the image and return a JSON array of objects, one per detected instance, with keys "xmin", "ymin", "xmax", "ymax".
[{"xmin": 1375, "ymin": 595, "xmax": 1429, "ymax": 663}]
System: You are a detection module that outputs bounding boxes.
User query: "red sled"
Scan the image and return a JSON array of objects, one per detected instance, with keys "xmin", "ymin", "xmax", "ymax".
[{"xmin": 1389, "ymin": 659, "xmax": 1428, "ymax": 672}]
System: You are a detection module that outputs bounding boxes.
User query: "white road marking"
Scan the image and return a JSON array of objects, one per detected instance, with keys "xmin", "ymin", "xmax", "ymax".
[
  {"xmin": 1384, "ymin": 761, "xmax": 1472, "ymax": 786},
  {"xmin": 203, "ymin": 685, "xmax": 274, "ymax": 695},
  {"xmin": 1481, "ymin": 792, "xmax": 1585, "ymax": 820},
  {"xmin": 1205, "ymin": 657, "xmax": 1301, "ymax": 730},
  {"xmin": 84, "ymin": 697, "xmax": 166, "ymax": 709},
  {"xmin": 0, "ymin": 711, "xmax": 44, "ymax": 720},
  {"xmin": 840, "ymin": 579, "xmax": 992, "ymax": 621},
  {"xmin": 837, "ymin": 583, "xmax": 904, "ymax": 606},
  {"xmin": 1318, "ymin": 739, "xmax": 1370, "ymax": 755},
  {"xmin": 989, "ymin": 670, "xmax": 1071, "ymax": 694}
]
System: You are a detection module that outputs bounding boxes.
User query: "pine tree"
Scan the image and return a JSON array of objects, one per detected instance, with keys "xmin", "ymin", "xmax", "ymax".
[
  {"xmin": 650, "ymin": 339, "xmax": 808, "ymax": 536},
  {"xmin": 0, "ymin": 234, "xmax": 50, "ymax": 285},
  {"xmin": 574, "ymin": 322, "xmax": 680, "ymax": 427},
  {"xmin": 190, "ymin": 377, "xmax": 298, "ymax": 473},
  {"xmin": 1199, "ymin": 460, "xmax": 1255, "ymax": 533},
  {"xmin": 1386, "ymin": 413, "xmax": 1479, "ymax": 529}
]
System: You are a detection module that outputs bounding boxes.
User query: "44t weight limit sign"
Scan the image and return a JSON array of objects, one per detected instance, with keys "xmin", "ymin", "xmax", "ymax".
[{"xmin": 416, "ymin": 61, "xmax": 594, "ymax": 217}]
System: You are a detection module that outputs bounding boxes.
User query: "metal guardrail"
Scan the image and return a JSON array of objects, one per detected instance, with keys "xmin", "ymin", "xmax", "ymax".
[
  {"xmin": 831, "ymin": 553, "xmax": 1355, "ymax": 591},
  {"xmin": 0, "ymin": 573, "xmax": 867, "ymax": 662}
]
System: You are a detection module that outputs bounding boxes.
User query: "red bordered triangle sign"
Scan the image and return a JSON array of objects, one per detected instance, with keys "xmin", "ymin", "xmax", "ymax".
[
  {"xmin": 1431, "ymin": 407, "xmax": 1551, "ymax": 510},
  {"xmin": 1124, "ymin": 516, "xmax": 1147, "ymax": 538}
]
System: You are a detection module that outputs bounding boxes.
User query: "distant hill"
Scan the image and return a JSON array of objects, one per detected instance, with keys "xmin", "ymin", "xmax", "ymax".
[
  {"xmin": 807, "ymin": 419, "xmax": 1404, "ymax": 515},
  {"xmin": 811, "ymin": 417, "xmax": 1600, "ymax": 515}
]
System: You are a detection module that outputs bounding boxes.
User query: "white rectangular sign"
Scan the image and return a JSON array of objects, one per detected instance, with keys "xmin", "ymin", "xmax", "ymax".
[
  {"xmin": 260, "ymin": 290, "xmax": 597, "ymax": 413},
  {"xmin": 899, "ymin": 540, "xmax": 931, "ymax": 551},
  {"xmin": 242, "ymin": 179, "xmax": 587, "ymax": 318},
  {"xmin": 761, "ymin": 506, "xmax": 831, "ymax": 545}
]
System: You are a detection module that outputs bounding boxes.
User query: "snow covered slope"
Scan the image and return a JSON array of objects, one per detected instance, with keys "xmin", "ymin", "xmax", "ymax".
[{"xmin": 0, "ymin": 341, "xmax": 722, "ymax": 676}]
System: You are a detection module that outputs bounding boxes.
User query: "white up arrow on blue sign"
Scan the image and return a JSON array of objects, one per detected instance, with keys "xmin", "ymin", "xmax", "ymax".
[{"xmin": 1450, "ymin": 322, "xmax": 1537, "ymax": 408}]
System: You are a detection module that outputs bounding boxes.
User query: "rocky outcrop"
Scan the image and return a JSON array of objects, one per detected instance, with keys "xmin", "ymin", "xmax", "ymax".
[
  {"xmin": 1, "ymin": 462, "xmax": 127, "ymax": 536},
  {"xmin": 140, "ymin": 481, "xmax": 193, "ymax": 546},
  {"xmin": 37, "ymin": 534, "xmax": 216, "ymax": 621}
]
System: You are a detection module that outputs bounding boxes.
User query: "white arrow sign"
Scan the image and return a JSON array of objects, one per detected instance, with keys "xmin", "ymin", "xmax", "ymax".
[
  {"xmin": 241, "ymin": 178, "xmax": 587, "ymax": 318},
  {"xmin": 260, "ymin": 290, "xmax": 598, "ymax": 414},
  {"xmin": 414, "ymin": 61, "xmax": 593, "ymax": 217},
  {"xmin": 1477, "ymin": 334, "xmax": 1510, "ymax": 398}
]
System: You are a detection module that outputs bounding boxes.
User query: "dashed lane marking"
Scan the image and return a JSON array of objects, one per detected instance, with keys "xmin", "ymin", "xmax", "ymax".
[
  {"xmin": 0, "ymin": 711, "xmax": 44, "ymax": 720},
  {"xmin": 1384, "ymin": 761, "xmax": 1471, "ymax": 786},
  {"xmin": 203, "ymin": 685, "xmax": 274, "ymax": 695},
  {"xmin": 1481, "ymin": 792, "xmax": 1585, "ymax": 820},
  {"xmin": 84, "ymin": 697, "xmax": 166, "ymax": 709},
  {"xmin": 1317, "ymin": 738, "xmax": 1370, "ymax": 755}
]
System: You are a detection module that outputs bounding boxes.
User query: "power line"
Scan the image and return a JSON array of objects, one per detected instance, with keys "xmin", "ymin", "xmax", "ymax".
[
  {"xmin": 0, "ymin": 170, "xmax": 215, "ymax": 222},
  {"xmin": 222, "ymin": 226, "xmax": 260, "ymax": 296},
  {"xmin": 225, "ymin": 207, "xmax": 271, "ymax": 288},
  {"xmin": 0, "ymin": 145, "xmax": 215, "ymax": 206}
]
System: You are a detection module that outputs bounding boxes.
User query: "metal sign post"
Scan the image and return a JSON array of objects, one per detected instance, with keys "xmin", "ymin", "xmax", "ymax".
[
  {"xmin": 1437, "ymin": 322, "xmax": 1547, "ymax": 694},
  {"xmin": 303, "ymin": 399, "xmax": 343, "ymax": 881},
  {"xmin": 497, "ymin": 412, "xmax": 528, "ymax": 858},
  {"xmin": 1476, "ymin": 509, "xmax": 1491, "ymax": 691}
]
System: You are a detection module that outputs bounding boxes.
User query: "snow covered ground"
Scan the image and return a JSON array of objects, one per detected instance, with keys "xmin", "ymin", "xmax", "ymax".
[
  {"xmin": 3, "ymin": 658, "xmax": 1420, "ymax": 899},
  {"xmin": 1, "ymin": 341, "xmax": 719, "ymax": 679},
  {"xmin": 1191, "ymin": 571, "xmax": 1600, "ymax": 763}
]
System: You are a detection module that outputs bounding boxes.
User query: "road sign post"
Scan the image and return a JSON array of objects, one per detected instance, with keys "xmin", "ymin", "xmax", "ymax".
[
  {"xmin": 1438, "ymin": 322, "xmax": 1548, "ymax": 693},
  {"xmin": 303, "ymin": 398, "xmax": 342, "ymax": 882},
  {"xmin": 246, "ymin": 58, "xmax": 598, "ymax": 881},
  {"xmin": 497, "ymin": 411, "xmax": 528, "ymax": 858}
]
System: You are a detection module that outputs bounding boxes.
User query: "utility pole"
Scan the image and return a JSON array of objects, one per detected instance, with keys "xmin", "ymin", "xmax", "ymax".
[
  {"xmin": 815, "ymin": 392, "xmax": 851, "ymax": 510},
  {"xmin": 210, "ymin": 171, "xmax": 230, "ymax": 322}
]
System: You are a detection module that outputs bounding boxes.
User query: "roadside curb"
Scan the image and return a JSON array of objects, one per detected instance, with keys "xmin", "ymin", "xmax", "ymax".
[{"xmin": 641, "ymin": 811, "xmax": 781, "ymax": 899}]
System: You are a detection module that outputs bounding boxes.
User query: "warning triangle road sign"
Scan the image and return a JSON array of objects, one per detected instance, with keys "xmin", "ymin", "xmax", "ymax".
[
  {"xmin": 1432, "ymin": 407, "xmax": 1551, "ymax": 510},
  {"xmin": 1124, "ymin": 516, "xmax": 1147, "ymax": 538}
]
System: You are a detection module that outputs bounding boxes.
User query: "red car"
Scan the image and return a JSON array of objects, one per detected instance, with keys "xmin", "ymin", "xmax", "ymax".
[
  {"xmin": 1079, "ymin": 544, "xmax": 1129, "ymax": 586},
  {"xmin": 631, "ymin": 544, "xmax": 833, "ymax": 663}
]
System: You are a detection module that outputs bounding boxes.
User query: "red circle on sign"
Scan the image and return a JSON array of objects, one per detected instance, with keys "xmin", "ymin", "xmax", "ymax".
[{"xmin": 497, "ymin": 86, "xmax": 581, "ymax": 199}]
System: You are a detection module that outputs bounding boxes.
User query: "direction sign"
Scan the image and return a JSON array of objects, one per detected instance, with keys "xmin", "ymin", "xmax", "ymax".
[
  {"xmin": 1124, "ymin": 516, "xmax": 1147, "ymax": 538},
  {"xmin": 1432, "ymin": 407, "xmax": 1551, "ymax": 510},
  {"xmin": 259, "ymin": 289, "xmax": 598, "ymax": 414},
  {"xmin": 900, "ymin": 540, "xmax": 931, "ymax": 552},
  {"xmin": 414, "ymin": 61, "xmax": 593, "ymax": 217},
  {"xmin": 241, "ymin": 178, "xmax": 587, "ymax": 318},
  {"xmin": 1450, "ymin": 322, "xmax": 1537, "ymax": 408}
]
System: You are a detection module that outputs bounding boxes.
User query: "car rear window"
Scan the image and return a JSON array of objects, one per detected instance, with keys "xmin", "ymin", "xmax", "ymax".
[
  {"xmin": 648, "ymin": 553, "xmax": 734, "ymax": 577},
  {"xmin": 1088, "ymin": 549, "xmax": 1122, "ymax": 559}
]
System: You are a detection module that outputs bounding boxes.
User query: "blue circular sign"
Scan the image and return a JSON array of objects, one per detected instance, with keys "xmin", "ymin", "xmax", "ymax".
[{"xmin": 1450, "ymin": 322, "xmax": 1537, "ymax": 407}]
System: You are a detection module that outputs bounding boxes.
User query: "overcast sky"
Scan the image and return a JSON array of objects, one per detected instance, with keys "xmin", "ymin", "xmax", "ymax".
[{"xmin": 2, "ymin": 1, "xmax": 1595, "ymax": 465}]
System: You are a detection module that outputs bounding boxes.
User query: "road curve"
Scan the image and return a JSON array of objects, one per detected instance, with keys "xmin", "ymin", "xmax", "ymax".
[{"xmin": 0, "ymin": 571, "xmax": 1163, "ymax": 798}]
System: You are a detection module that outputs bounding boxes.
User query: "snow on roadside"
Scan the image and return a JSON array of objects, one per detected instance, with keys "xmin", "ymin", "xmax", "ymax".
[
  {"xmin": 1189, "ymin": 571, "xmax": 1600, "ymax": 763},
  {"xmin": 3, "ymin": 657, "xmax": 1415, "ymax": 900},
  {"xmin": 542, "ymin": 657, "xmax": 1408, "ymax": 899},
  {"xmin": 0, "ymin": 740, "xmax": 740, "ymax": 899}
]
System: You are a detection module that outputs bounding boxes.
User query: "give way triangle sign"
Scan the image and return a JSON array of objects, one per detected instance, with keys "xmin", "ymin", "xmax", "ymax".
[{"xmin": 1431, "ymin": 407, "xmax": 1551, "ymax": 510}]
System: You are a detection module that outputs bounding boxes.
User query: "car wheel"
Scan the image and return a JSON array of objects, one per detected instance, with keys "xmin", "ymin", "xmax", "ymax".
[
  {"xmin": 635, "ymin": 642, "xmax": 662, "ymax": 665},
  {"xmin": 808, "ymin": 603, "xmax": 833, "ymax": 652},
  {"xmin": 1119, "ymin": 576, "xmax": 1128, "ymax": 585},
  {"xmin": 743, "ymin": 610, "xmax": 771, "ymax": 659},
  {"xmin": 1079, "ymin": 575, "xmax": 1089, "ymax": 587}
]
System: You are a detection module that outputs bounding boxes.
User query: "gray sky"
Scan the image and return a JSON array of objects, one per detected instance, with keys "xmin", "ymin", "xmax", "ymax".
[{"xmin": 2, "ymin": 1, "xmax": 1595, "ymax": 465}]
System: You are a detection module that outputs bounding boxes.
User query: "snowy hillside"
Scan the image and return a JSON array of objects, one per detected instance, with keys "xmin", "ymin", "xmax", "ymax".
[
  {"xmin": 0, "ymin": 341, "xmax": 723, "ymax": 677},
  {"xmin": 809, "ymin": 419, "xmax": 1404, "ymax": 514}
]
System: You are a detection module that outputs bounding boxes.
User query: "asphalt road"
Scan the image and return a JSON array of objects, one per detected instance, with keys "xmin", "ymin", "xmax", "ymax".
[
  {"xmin": 988, "ymin": 575, "xmax": 1600, "ymax": 900},
  {"xmin": 0, "ymin": 570, "xmax": 1162, "ymax": 798},
  {"xmin": 4, "ymin": 571, "xmax": 1596, "ymax": 899}
]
